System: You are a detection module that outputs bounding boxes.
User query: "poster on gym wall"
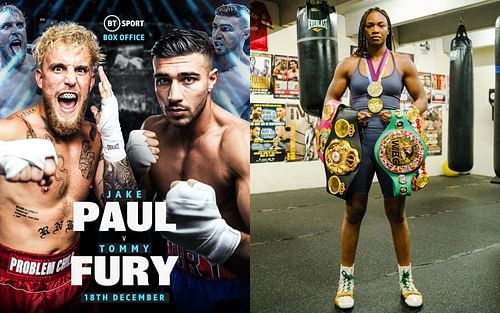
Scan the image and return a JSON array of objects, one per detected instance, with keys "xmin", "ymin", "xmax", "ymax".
[
  {"xmin": 272, "ymin": 55, "xmax": 300, "ymax": 99},
  {"xmin": 250, "ymin": 103, "xmax": 287, "ymax": 163},
  {"xmin": 419, "ymin": 72, "xmax": 433, "ymax": 104},
  {"xmin": 432, "ymin": 73, "xmax": 447, "ymax": 90},
  {"xmin": 285, "ymin": 103, "xmax": 320, "ymax": 161},
  {"xmin": 250, "ymin": 52, "xmax": 273, "ymax": 95},
  {"xmin": 431, "ymin": 74, "xmax": 448, "ymax": 103},
  {"xmin": 421, "ymin": 104, "xmax": 443, "ymax": 156}
]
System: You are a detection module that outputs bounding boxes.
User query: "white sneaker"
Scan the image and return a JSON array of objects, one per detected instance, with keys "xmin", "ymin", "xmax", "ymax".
[
  {"xmin": 399, "ymin": 267, "xmax": 423, "ymax": 308},
  {"xmin": 335, "ymin": 268, "xmax": 354, "ymax": 309}
]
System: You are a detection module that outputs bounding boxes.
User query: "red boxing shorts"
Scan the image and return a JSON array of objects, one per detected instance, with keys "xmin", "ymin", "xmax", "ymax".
[{"xmin": 0, "ymin": 238, "xmax": 97, "ymax": 313}]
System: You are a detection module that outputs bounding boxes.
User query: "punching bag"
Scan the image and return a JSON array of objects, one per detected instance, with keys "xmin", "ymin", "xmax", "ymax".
[
  {"xmin": 448, "ymin": 23, "xmax": 474, "ymax": 172},
  {"xmin": 493, "ymin": 16, "xmax": 500, "ymax": 182},
  {"xmin": 297, "ymin": 1, "xmax": 338, "ymax": 117}
]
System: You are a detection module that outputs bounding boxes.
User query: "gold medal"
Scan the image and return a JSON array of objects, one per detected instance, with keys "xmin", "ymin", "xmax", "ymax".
[
  {"xmin": 328, "ymin": 175, "xmax": 346, "ymax": 195},
  {"xmin": 367, "ymin": 82, "xmax": 383, "ymax": 97},
  {"xmin": 368, "ymin": 98, "xmax": 383, "ymax": 113},
  {"xmin": 415, "ymin": 173, "xmax": 429, "ymax": 189}
]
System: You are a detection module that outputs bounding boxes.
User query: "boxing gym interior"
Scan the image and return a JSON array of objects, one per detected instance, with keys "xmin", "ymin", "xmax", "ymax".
[{"xmin": 249, "ymin": 0, "xmax": 500, "ymax": 312}]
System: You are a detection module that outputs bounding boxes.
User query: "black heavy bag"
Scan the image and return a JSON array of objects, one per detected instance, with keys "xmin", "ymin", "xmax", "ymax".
[
  {"xmin": 494, "ymin": 16, "xmax": 500, "ymax": 180},
  {"xmin": 297, "ymin": 1, "xmax": 338, "ymax": 117},
  {"xmin": 448, "ymin": 24, "xmax": 474, "ymax": 172}
]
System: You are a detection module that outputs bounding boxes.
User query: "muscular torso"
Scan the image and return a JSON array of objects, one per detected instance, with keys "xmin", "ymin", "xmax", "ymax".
[
  {"xmin": 0, "ymin": 106, "xmax": 101, "ymax": 253},
  {"xmin": 144, "ymin": 110, "xmax": 248, "ymax": 232},
  {"xmin": 344, "ymin": 52, "xmax": 405, "ymax": 84}
]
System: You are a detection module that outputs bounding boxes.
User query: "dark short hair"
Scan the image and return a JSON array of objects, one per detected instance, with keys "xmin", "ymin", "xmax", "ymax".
[
  {"xmin": 215, "ymin": 4, "xmax": 250, "ymax": 19},
  {"xmin": 151, "ymin": 28, "xmax": 213, "ymax": 64}
]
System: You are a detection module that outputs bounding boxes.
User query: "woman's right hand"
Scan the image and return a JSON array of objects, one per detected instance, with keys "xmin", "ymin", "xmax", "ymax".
[{"xmin": 357, "ymin": 111, "xmax": 372, "ymax": 127}]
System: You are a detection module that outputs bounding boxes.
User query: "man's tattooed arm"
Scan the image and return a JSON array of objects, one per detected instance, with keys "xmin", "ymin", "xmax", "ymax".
[
  {"xmin": 103, "ymin": 158, "xmax": 137, "ymax": 191},
  {"xmin": 94, "ymin": 151, "xmax": 137, "ymax": 206}
]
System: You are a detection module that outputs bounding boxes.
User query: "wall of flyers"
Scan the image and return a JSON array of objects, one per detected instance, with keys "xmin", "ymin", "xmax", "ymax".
[
  {"xmin": 249, "ymin": 52, "xmax": 300, "ymax": 99},
  {"xmin": 250, "ymin": 59, "xmax": 447, "ymax": 161}
]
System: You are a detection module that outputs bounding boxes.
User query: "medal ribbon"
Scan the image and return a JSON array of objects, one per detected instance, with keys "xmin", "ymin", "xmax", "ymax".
[{"xmin": 365, "ymin": 49, "xmax": 390, "ymax": 83}]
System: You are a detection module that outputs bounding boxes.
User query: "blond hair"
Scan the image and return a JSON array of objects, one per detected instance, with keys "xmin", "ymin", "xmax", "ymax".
[{"xmin": 32, "ymin": 22, "xmax": 105, "ymax": 68}]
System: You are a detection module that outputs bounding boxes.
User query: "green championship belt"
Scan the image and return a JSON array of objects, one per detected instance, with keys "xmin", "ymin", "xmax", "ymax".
[
  {"xmin": 322, "ymin": 105, "xmax": 362, "ymax": 199},
  {"xmin": 374, "ymin": 110, "xmax": 427, "ymax": 197}
]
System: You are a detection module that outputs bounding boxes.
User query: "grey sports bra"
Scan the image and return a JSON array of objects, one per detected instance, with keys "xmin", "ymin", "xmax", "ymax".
[{"xmin": 350, "ymin": 52, "xmax": 403, "ymax": 112}]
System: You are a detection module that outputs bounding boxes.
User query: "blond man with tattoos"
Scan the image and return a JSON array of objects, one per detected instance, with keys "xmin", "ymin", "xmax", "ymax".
[{"xmin": 0, "ymin": 22, "xmax": 135, "ymax": 313}]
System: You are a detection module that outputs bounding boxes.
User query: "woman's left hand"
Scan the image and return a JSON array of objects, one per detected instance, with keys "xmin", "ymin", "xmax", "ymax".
[{"xmin": 378, "ymin": 110, "xmax": 392, "ymax": 124}]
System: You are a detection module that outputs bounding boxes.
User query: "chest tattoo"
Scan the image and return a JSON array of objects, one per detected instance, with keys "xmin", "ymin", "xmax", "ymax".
[{"xmin": 21, "ymin": 117, "xmax": 37, "ymax": 139}]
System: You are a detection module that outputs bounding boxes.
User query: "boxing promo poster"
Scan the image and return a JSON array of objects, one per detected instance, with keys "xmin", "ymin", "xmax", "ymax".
[
  {"xmin": 272, "ymin": 54, "xmax": 300, "ymax": 99},
  {"xmin": 250, "ymin": 51, "xmax": 272, "ymax": 95},
  {"xmin": 250, "ymin": 103, "xmax": 287, "ymax": 163},
  {"xmin": 410, "ymin": 73, "xmax": 447, "ymax": 156},
  {"xmin": 0, "ymin": 1, "xmax": 250, "ymax": 312},
  {"xmin": 421, "ymin": 104, "xmax": 443, "ymax": 156},
  {"xmin": 285, "ymin": 103, "xmax": 320, "ymax": 162}
]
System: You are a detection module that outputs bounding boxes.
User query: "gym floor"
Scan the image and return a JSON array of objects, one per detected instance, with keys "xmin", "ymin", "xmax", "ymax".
[{"xmin": 251, "ymin": 174, "xmax": 500, "ymax": 313}]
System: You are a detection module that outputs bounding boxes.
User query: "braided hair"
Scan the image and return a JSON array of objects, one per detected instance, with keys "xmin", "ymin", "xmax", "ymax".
[{"xmin": 353, "ymin": 7, "xmax": 394, "ymax": 57}]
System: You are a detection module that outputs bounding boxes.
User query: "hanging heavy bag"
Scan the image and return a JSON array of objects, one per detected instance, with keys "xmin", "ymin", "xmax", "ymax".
[
  {"xmin": 494, "ymin": 16, "xmax": 500, "ymax": 180},
  {"xmin": 448, "ymin": 23, "xmax": 474, "ymax": 172},
  {"xmin": 296, "ymin": 1, "xmax": 338, "ymax": 117}
]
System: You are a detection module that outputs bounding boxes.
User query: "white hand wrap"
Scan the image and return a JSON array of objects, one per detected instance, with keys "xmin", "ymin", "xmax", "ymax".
[
  {"xmin": 0, "ymin": 139, "xmax": 57, "ymax": 179},
  {"xmin": 164, "ymin": 181, "xmax": 241, "ymax": 265},
  {"xmin": 126, "ymin": 130, "xmax": 156, "ymax": 177},
  {"xmin": 98, "ymin": 96, "xmax": 126, "ymax": 162}
]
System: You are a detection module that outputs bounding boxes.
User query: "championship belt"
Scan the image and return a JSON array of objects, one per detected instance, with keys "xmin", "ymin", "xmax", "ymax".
[
  {"xmin": 374, "ymin": 110, "xmax": 427, "ymax": 197},
  {"xmin": 322, "ymin": 105, "xmax": 362, "ymax": 199}
]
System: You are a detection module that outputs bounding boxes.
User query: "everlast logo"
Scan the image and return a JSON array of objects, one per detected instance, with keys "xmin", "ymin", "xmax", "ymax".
[{"xmin": 308, "ymin": 19, "xmax": 328, "ymax": 32}]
